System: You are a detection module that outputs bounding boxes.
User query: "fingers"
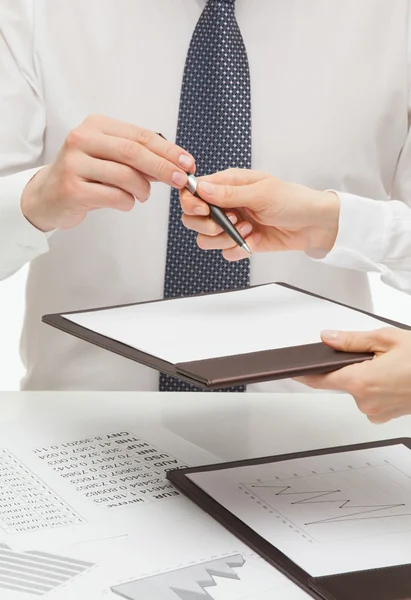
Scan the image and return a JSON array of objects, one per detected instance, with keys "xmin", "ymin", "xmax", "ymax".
[
  {"xmin": 76, "ymin": 132, "xmax": 189, "ymax": 189},
  {"xmin": 182, "ymin": 208, "xmax": 261, "ymax": 260},
  {"xmin": 79, "ymin": 181, "xmax": 135, "ymax": 212},
  {"xmin": 221, "ymin": 233, "xmax": 262, "ymax": 261},
  {"xmin": 82, "ymin": 115, "xmax": 196, "ymax": 173},
  {"xmin": 297, "ymin": 367, "xmax": 403, "ymax": 424},
  {"xmin": 296, "ymin": 371, "xmax": 349, "ymax": 392},
  {"xmin": 197, "ymin": 222, "xmax": 253, "ymax": 249},
  {"xmin": 180, "ymin": 179, "xmax": 257, "ymax": 217},
  {"xmin": 66, "ymin": 119, "xmax": 194, "ymax": 188},
  {"xmin": 296, "ymin": 360, "xmax": 373, "ymax": 393},
  {"xmin": 195, "ymin": 177, "xmax": 263, "ymax": 210},
  {"xmin": 77, "ymin": 155, "xmax": 151, "ymax": 202},
  {"xmin": 200, "ymin": 168, "xmax": 269, "ymax": 186},
  {"xmin": 367, "ymin": 412, "xmax": 396, "ymax": 424},
  {"xmin": 182, "ymin": 211, "xmax": 238, "ymax": 236},
  {"xmin": 320, "ymin": 327, "xmax": 400, "ymax": 354},
  {"xmin": 180, "ymin": 188, "xmax": 210, "ymax": 216}
]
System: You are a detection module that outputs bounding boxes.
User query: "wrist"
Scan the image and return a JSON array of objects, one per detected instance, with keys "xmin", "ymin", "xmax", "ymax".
[
  {"xmin": 306, "ymin": 190, "xmax": 340, "ymax": 253},
  {"xmin": 20, "ymin": 166, "xmax": 54, "ymax": 233}
]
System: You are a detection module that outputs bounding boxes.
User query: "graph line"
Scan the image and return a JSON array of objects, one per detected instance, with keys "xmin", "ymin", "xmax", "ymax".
[{"xmin": 245, "ymin": 480, "xmax": 411, "ymax": 527}]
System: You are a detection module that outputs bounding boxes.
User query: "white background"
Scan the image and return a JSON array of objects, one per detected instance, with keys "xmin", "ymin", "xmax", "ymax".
[{"xmin": 1, "ymin": 269, "xmax": 411, "ymax": 390}]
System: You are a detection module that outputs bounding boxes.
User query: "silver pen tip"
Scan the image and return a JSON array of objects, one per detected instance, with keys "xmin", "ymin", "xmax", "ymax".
[{"xmin": 242, "ymin": 242, "xmax": 252, "ymax": 255}]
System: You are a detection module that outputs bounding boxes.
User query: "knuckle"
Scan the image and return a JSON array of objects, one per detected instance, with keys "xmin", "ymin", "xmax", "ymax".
[
  {"xmin": 303, "ymin": 377, "xmax": 320, "ymax": 389},
  {"xmin": 197, "ymin": 235, "xmax": 208, "ymax": 250},
  {"xmin": 120, "ymin": 139, "xmax": 138, "ymax": 163},
  {"xmin": 119, "ymin": 165, "xmax": 137, "ymax": 186},
  {"xmin": 156, "ymin": 159, "xmax": 169, "ymax": 181},
  {"xmin": 59, "ymin": 152, "xmax": 77, "ymax": 179},
  {"xmin": 343, "ymin": 333, "xmax": 358, "ymax": 353},
  {"xmin": 355, "ymin": 397, "xmax": 373, "ymax": 415},
  {"xmin": 346, "ymin": 374, "xmax": 369, "ymax": 400},
  {"xmin": 163, "ymin": 142, "xmax": 175, "ymax": 161},
  {"xmin": 180, "ymin": 199, "xmax": 189, "ymax": 214},
  {"xmin": 360, "ymin": 401, "xmax": 380, "ymax": 417},
  {"xmin": 140, "ymin": 181, "xmax": 151, "ymax": 202},
  {"xmin": 223, "ymin": 185, "xmax": 235, "ymax": 201},
  {"xmin": 120, "ymin": 196, "xmax": 135, "ymax": 212},
  {"xmin": 83, "ymin": 114, "xmax": 104, "ymax": 128},
  {"xmin": 107, "ymin": 187, "xmax": 125, "ymax": 209},
  {"xmin": 180, "ymin": 190, "xmax": 196, "ymax": 214},
  {"xmin": 60, "ymin": 175, "xmax": 79, "ymax": 202},
  {"xmin": 209, "ymin": 220, "xmax": 222, "ymax": 236},
  {"xmin": 64, "ymin": 128, "xmax": 84, "ymax": 150},
  {"xmin": 181, "ymin": 214, "xmax": 191, "ymax": 229},
  {"xmin": 381, "ymin": 327, "xmax": 401, "ymax": 343},
  {"xmin": 135, "ymin": 127, "xmax": 153, "ymax": 147}
]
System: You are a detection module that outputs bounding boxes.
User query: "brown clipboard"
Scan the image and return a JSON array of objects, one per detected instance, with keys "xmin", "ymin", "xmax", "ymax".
[
  {"xmin": 42, "ymin": 283, "xmax": 410, "ymax": 389},
  {"xmin": 167, "ymin": 438, "xmax": 411, "ymax": 600}
]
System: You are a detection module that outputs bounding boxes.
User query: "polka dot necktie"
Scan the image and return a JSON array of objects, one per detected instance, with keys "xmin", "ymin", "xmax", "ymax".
[{"xmin": 160, "ymin": 0, "xmax": 251, "ymax": 392}]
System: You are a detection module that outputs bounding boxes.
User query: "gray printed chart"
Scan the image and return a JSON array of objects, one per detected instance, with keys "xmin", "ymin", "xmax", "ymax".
[
  {"xmin": 0, "ymin": 543, "xmax": 94, "ymax": 596},
  {"xmin": 0, "ymin": 449, "xmax": 84, "ymax": 534},
  {"xmin": 111, "ymin": 554, "xmax": 245, "ymax": 599}
]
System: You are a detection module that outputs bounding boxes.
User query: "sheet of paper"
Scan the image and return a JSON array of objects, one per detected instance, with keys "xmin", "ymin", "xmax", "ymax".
[
  {"xmin": 0, "ymin": 419, "xmax": 305, "ymax": 599},
  {"xmin": 188, "ymin": 444, "xmax": 411, "ymax": 577},
  {"xmin": 63, "ymin": 283, "xmax": 394, "ymax": 364}
]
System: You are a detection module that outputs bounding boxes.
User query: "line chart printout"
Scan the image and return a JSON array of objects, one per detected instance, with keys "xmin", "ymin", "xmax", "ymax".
[{"xmin": 188, "ymin": 444, "xmax": 411, "ymax": 577}]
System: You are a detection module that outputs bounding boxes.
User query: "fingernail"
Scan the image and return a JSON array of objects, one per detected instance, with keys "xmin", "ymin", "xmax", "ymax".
[
  {"xmin": 240, "ymin": 222, "xmax": 253, "ymax": 236},
  {"xmin": 178, "ymin": 154, "xmax": 193, "ymax": 170},
  {"xmin": 228, "ymin": 214, "xmax": 237, "ymax": 224},
  {"xmin": 172, "ymin": 171, "xmax": 187, "ymax": 187},
  {"xmin": 198, "ymin": 181, "xmax": 215, "ymax": 195},
  {"xmin": 321, "ymin": 330, "xmax": 339, "ymax": 340},
  {"xmin": 193, "ymin": 205, "xmax": 209, "ymax": 216}
]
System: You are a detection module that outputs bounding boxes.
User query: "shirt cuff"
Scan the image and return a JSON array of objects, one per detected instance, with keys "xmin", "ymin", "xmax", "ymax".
[
  {"xmin": 309, "ymin": 191, "xmax": 390, "ymax": 272},
  {"xmin": 0, "ymin": 167, "xmax": 51, "ymax": 278}
]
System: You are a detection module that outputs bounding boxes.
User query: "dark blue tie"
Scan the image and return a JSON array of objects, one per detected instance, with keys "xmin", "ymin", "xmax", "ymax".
[{"xmin": 160, "ymin": 0, "xmax": 252, "ymax": 392}]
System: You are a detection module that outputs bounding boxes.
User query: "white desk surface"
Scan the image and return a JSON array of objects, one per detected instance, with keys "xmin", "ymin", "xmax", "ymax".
[
  {"xmin": 2, "ymin": 391, "xmax": 410, "ymax": 460},
  {"xmin": 0, "ymin": 391, "xmax": 410, "ymax": 600}
]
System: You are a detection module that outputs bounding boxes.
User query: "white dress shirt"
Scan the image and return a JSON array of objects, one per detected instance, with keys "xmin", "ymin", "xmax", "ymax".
[{"xmin": 1, "ymin": 0, "xmax": 411, "ymax": 391}]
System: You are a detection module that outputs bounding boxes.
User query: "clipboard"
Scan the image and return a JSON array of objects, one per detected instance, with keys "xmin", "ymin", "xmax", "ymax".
[
  {"xmin": 167, "ymin": 438, "xmax": 411, "ymax": 600},
  {"xmin": 42, "ymin": 283, "xmax": 410, "ymax": 389}
]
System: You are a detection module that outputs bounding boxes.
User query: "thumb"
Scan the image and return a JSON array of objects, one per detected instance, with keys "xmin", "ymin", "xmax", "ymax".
[
  {"xmin": 320, "ymin": 329, "xmax": 393, "ymax": 353},
  {"xmin": 196, "ymin": 178, "xmax": 255, "ymax": 210}
]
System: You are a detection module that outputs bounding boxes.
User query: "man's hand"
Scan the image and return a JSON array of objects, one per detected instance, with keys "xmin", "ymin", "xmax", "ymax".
[
  {"xmin": 298, "ymin": 328, "xmax": 411, "ymax": 423},
  {"xmin": 21, "ymin": 115, "xmax": 195, "ymax": 232},
  {"xmin": 180, "ymin": 168, "xmax": 340, "ymax": 260}
]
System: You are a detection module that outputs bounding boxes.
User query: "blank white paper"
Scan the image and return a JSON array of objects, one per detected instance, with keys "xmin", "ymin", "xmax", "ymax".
[
  {"xmin": 188, "ymin": 444, "xmax": 411, "ymax": 577},
  {"xmin": 63, "ymin": 284, "xmax": 395, "ymax": 364}
]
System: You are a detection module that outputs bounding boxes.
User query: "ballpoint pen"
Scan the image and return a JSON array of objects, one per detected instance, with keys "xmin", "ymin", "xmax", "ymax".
[
  {"xmin": 185, "ymin": 172, "xmax": 251, "ymax": 255},
  {"xmin": 156, "ymin": 133, "xmax": 252, "ymax": 255}
]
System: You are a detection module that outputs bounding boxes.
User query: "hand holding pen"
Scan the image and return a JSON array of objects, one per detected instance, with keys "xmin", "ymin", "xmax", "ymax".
[
  {"xmin": 157, "ymin": 133, "xmax": 251, "ymax": 255},
  {"xmin": 181, "ymin": 168, "xmax": 340, "ymax": 262},
  {"xmin": 185, "ymin": 174, "xmax": 251, "ymax": 255}
]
